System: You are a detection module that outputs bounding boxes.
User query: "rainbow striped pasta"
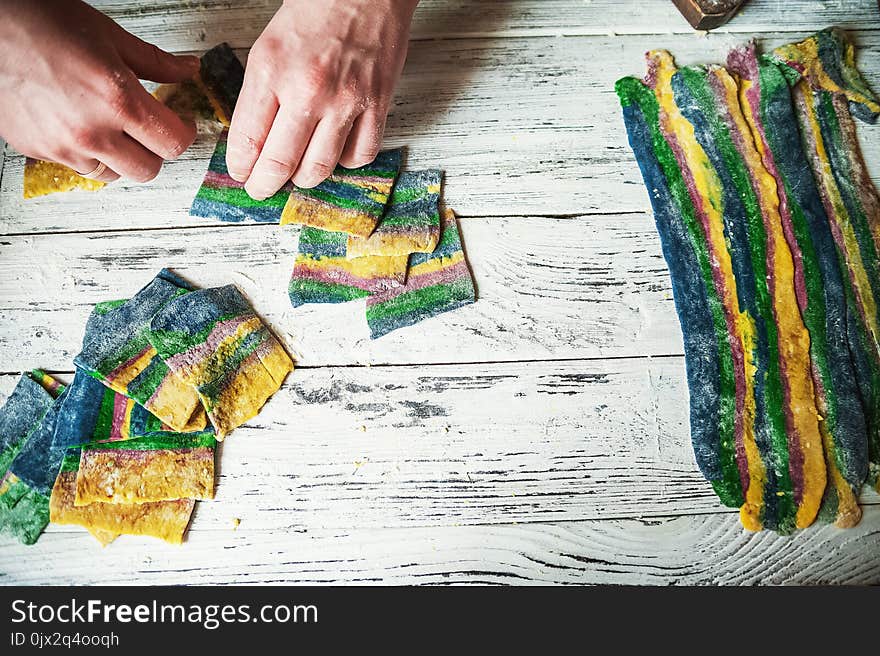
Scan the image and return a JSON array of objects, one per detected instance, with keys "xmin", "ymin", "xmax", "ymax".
[
  {"xmin": 366, "ymin": 209, "xmax": 476, "ymax": 339},
  {"xmin": 0, "ymin": 371, "xmax": 64, "ymax": 544},
  {"xmin": 772, "ymin": 31, "xmax": 880, "ymax": 493},
  {"xmin": 619, "ymin": 57, "xmax": 805, "ymax": 533},
  {"xmin": 346, "ymin": 170, "xmax": 443, "ymax": 258},
  {"xmin": 57, "ymin": 368, "xmax": 161, "ymax": 445},
  {"xmin": 74, "ymin": 270, "xmax": 206, "ymax": 433},
  {"xmin": 772, "ymin": 28, "xmax": 879, "ymax": 124},
  {"xmin": 727, "ymin": 44, "xmax": 870, "ymax": 527},
  {"xmin": 75, "ymin": 431, "xmax": 216, "ymax": 507},
  {"xmin": 616, "ymin": 29, "xmax": 879, "ymax": 533},
  {"xmin": 153, "ymin": 42, "xmax": 243, "ymax": 127},
  {"xmin": 52, "ymin": 369, "xmax": 216, "ymax": 506},
  {"xmin": 50, "ymin": 448, "xmax": 195, "ymax": 545},
  {"xmin": 289, "ymin": 226, "xmax": 409, "ymax": 306},
  {"xmin": 190, "ymin": 128, "xmax": 293, "ymax": 223},
  {"xmin": 195, "ymin": 42, "xmax": 245, "ymax": 126},
  {"xmin": 148, "ymin": 285, "xmax": 293, "ymax": 438},
  {"xmin": 280, "ymin": 149, "xmax": 403, "ymax": 237}
]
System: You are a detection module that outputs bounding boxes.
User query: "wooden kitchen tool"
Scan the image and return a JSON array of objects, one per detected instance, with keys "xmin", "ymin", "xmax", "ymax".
[{"xmin": 672, "ymin": 0, "xmax": 747, "ymax": 30}]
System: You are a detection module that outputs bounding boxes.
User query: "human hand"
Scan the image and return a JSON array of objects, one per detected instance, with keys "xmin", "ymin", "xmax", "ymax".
[
  {"xmin": 226, "ymin": 0, "xmax": 419, "ymax": 200},
  {"xmin": 0, "ymin": 0, "xmax": 198, "ymax": 182}
]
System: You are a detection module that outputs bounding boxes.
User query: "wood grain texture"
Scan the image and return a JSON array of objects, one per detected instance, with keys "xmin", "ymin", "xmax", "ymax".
[
  {"xmin": 0, "ymin": 358, "xmax": 715, "ymax": 530},
  {"xmin": 2, "ymin": 32, "xmax": 878, "ymax": 228},
  {"xmin": 0, "ymin": 363, "xmax": 874, "ymax": 535},
  {"xmin": 1, "ymin": 3, "xmax": 878, "ymax": 584},
  {"xmin": 88, "ymin": 0, "xmax": 880, "ymax": 50},
  {"xmin": 3, "ymin": 509, "xmax": 878, "ymax": 585},
  {"xmin": 0, "ymin": 214, "xmax": 685, "ymax": 370}
]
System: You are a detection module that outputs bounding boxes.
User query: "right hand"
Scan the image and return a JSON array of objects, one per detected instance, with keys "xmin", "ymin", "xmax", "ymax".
[
  {"xmin": 0, "ymin": 0, "xmax": 199, "ymax": 182},
  {"xmin": 226, "ymin": 0, "xmax": 418, "ymax": 200}
]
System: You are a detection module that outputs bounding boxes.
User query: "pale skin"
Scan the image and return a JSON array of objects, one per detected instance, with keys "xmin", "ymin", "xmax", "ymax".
[{"xmin": 0, "ymin": 0, "xmax": 419, "ymax": 194}]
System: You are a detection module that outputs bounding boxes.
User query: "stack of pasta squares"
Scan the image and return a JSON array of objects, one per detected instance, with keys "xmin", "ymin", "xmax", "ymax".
[
  {"xmin": 181, "ymin": 49, "xmax": 476, "ymax": 337},
  {"xmin": 192, "ymin": 130, "xmax": 478, "ymax": 337},
  {"xmin": 0, "ymin": 270, "xmax": 292, "ymax": 545}
]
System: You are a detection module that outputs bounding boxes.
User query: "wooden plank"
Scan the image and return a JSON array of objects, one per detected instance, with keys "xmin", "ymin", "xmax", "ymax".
[
  {"xmin": 0, "ymin": 214, "xmax": 685, "ymax": 370},
  {"xmin": 85, "ymin": 1, "xmax": 880, "ymax": 52},
  {"xmin": 0, "ymin": 357, "xmax": 714, "ymax": 529},
  {"xmin": 3, "ymin": 32, "xmax": 878, "ymax": 227},
  {"xmin": 0, "ymin": 138, "xmax": 5, "ymax": 203},
  {"xmin": 1, "ymin": 361, "xmax": 876, "ymax": 533},
  {"xmin": 3, "ymin": 508, "xmax": 878, "ymax": 585}
]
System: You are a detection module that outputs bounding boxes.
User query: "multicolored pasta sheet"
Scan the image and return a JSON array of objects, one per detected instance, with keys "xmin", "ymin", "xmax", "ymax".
[
  {"xmin": 23, "ymin": 158, "xmax": 105, "ymax": 199},
  {"xmin": 53, "ymin": 369, "xmax": 216, "ymax": 505},
  {"xmin": 190, "ymin": 128, "xmax": 293, "ymax": 223},
  {"xmin": 7, "ymin": 386, "xmax": 70, "ymax": 499},
  {"xmin": 196, "ymin": 42, "xmax": 245, "ymax": 127},
  {"xmin": 0, "ymin": 371, "xmax": 64, "ymax": 544},
  {"xmin": 728, "ymin": 42, "xmax": 871, "ymax": 527},
  {"xmin": 280, "ymin": 149, "xmax": 403, "ymax": 237},
  {"xmin": 346, "ymin": 170, "xmax": 443, "ymax": 258},
  {"xmin": 50, "ymin": 449, "xmax": 195, "ymax": 545},
  {"xmin": 289, "ymin": 227, "xmax": 409, "ymax": 307},
  {"xmin": 76, "ymin": 431, "xmax": 216, "ymax": 506},
  {"xmin": 148, "ymin": 285, "xmax": 293, "ymax": 438},
  {"xmin": 74, "ymin": 270, "xmax": 206, "ymax": 433},
  {"xmin": 366, "ymin": 209, "xmax": 476, "ymax": 339},
  {"xmin": 57, "ymin": 368, "xmax": 161, "ymax": 446},
  {"xmin": 772, "ymin": 31, "xmax": 880, "ymax": 495},
  {"xmin": 152, "ymin": 78, "xmax": 217, "ymax": 123},
  {"xmin": 772, "ymin": 28, "xmax": 880, "ymax": 124},
  {"xmin": 0, "ymin": 372, "xmax": 58, "ymax": 486},
  {"xmin": 615, "ymin": 28, "xmax": 878, "ymax": 533}
]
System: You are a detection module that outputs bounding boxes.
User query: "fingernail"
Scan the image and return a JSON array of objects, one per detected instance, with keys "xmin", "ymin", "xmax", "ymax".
[
  {"xmin": 244, "ymin": 184, "xmax": 269, "ymax": 201},
  {"xmin": 292, "ymin": 174, "xmax": 315, "ymax": 189}
]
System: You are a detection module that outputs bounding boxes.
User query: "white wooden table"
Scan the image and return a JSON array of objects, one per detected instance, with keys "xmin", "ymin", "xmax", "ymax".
[{"xmin": 1, "ymin": 1, "xmax": 878, "ymax": 585}]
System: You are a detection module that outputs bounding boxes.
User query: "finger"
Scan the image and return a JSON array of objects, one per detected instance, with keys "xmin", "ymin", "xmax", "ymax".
[
  {"xmin": 51, "ymin": 153, "xmax": 121, "ymax": 183},
  {"xmin": 36, "ymin": 138, "xmax": 121, "ymax": 182},
  {"xmin": 226, "ymin": 68, "xmax": 280, "ymax": 182},
  {"xmin": 121, "ymin": 85, "xmax": 197, "ymax": 160},
  {"xmin": 291, "ymin": 116, "xmax": 354, "ymax": 189},
  {"xmin": 338, "ymin": 107, "xmax": 386, "ymax": 169},
  {"xmin": 110, "ymin": 25, "xmax": 199, "ymax": 83},
  {"xmin": 91, "ymin": 166, "xmax": 120, "ymax": 183},
  {"xmin": 75, "ymin": 160, "xmax": 120, "ymax": 183},
  {"xmin": 93, "ymin": 133, "xmax": 164, "ymax": 183},
  {"xmin": 244, "ymin": 110, "xmax": 318, "ymax": 200}
]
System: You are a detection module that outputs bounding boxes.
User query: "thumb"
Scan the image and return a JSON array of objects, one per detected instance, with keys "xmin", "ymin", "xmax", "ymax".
[{"xmin": 112, "ymin": 28, "xmax": 199, "ymax": 83}]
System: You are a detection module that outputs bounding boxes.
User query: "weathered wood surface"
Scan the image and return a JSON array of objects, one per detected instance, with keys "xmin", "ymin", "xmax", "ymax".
[
  {"xmin": 0, "ymin": 360, "xmax": 725, "ymax": 531},
  {"xmin": 91, "ymin": 0, "xmax": 880, "ymax": 48},
  {"xmin": 0, "ymin": 214, "xmax": 684, "ymax": 370},
  {"xmin": 3, "ymin": 31, "xmax": 879, "ymax": 229},
  {"xmin": 1, "ymin": 362, "xmax": 872, "ymax": 533},
  {"xmin": 1, "ymin": 2, "xmax": 878, "ymax": 584},
  {"xmin": 6, "ymin": 509, "xmax": 879, "ymax": 585}
]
